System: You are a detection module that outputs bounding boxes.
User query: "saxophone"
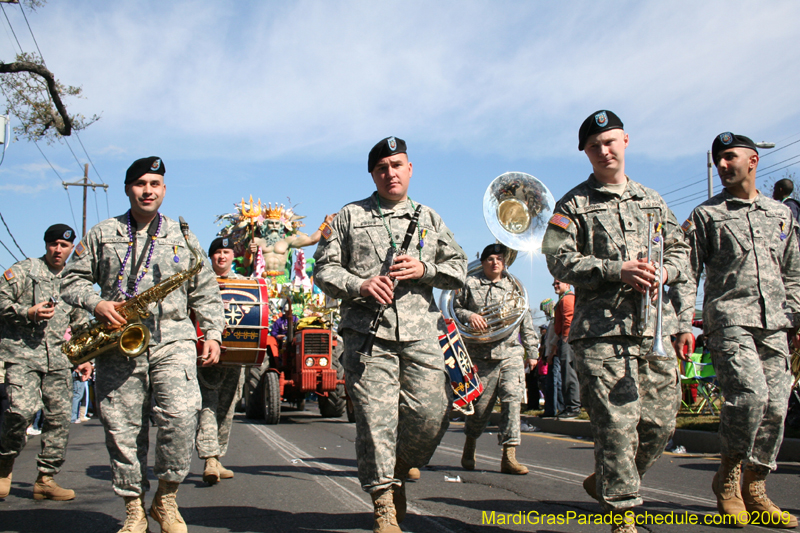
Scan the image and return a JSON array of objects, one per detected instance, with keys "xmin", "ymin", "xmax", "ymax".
[{"xmin": 63, "ymin": 217, "xmax": 204, "ymax": 365}]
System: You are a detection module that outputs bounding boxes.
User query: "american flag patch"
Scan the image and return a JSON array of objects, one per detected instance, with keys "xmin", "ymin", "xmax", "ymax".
[
  {"xmin": 75, "ymin": 241, "xmax": 86, "ymax": 256},
  {"xmin": 320, "ymin": 223, "xmax": 332, "ymax": 240},
  {"xmin": 548, "ymin": 214, "xmax": 572, "ymax": 230},
  {"xmin": 681, "ymin": 219, "xmax": 694, "ymax": 233},
  {"xmin": 3, "ymin": 269, "xmax": 14, "ymax": 281}
]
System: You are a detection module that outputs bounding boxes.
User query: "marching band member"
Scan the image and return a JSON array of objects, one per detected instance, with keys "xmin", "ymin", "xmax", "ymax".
[
  {"xmin": 453, "ymin": 243, "xmax": 538, "ymax": 475},
  {"xmin": 0, "ymin": 224, "xmax": 91, "ymax": 501},
  {"xmin": 61, "ymin": 157, "xmax": 224, "ymax": 533},
  {"xmin": 313, "ymin": 136, "xmax": 467, "ymax": 533},
  {"xmin": 675, "ymin": 133, "xmax": 800, "ymax": 528},
  {"xmin": 196, "ymin": 237, "xmax": 245, "ymax": 485},
  {"xmin": 542, "ymin": 111, "xmax": 689, "ymax": 533}
]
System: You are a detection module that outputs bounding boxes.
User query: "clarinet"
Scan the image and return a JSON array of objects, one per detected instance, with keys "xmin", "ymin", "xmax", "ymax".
[{"xmin": 357, "ymin": 204, "xmax": 423, "ymax": 357}]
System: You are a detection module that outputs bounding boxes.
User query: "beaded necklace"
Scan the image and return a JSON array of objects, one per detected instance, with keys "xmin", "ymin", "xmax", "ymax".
[
  {"xmin": 375, "ymin": 194, "xmax": 423, "ymax": 259},
  {"xmin": 117, "ymin": 210, "xmax": 163, "ymax": 298}
]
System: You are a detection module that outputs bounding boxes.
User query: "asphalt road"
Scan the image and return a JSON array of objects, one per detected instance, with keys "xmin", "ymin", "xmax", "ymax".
[{"xmin": 2, "ymin": 403, "xmax": 799, "ymax": 533}]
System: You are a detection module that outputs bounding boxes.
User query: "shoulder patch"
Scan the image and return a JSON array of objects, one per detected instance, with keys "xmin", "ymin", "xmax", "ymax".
[
  {"xmin": 74, "ymin": 240, "xmax": 86, "ymax": 257},
  {"xmin": 3, "ymin": 268, "xmax": 14, "ymax": 281},
  {"xmin": 681, "ymin": 219, "xmax": 694, "ymax": 233},
  {"xmin": 320, "ymin": 223, "xmax": 332, "ymax": 240},
  {"xmin": 548, "ymin": 214, "xmax": 572, "ymax": 230}
]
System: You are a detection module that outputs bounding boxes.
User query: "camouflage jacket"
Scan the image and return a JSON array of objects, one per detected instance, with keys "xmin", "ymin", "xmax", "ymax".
[
  {"xmin": 61, "ymin": 213, "xmax": 225, "ymax": 347},
  {"xmin": 313, "ymin": 193, "xmax": 467, "ymax": 341},
  {"xmin": 0, "ymin": 256, "xmax": 88, "ymax": 371},
  {"xmin": 453, "ymin": 271, "xmax": 539, "ymax": 360},
  {"xmin": 541, "ymin": 175, "xmax": 690, "ymax": 341},
  {"xmin": 677, "ymin": 190, "xmax": 800, "ymax": 334}
]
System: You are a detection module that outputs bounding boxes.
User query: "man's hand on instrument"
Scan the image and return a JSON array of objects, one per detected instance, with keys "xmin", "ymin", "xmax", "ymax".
[
  {"xmin": 76, "ymin": 362, "xmax": 93, "ymax": 381},
  {"xmin": 360, "ymin": 275, "xmax": 394, "ymax": 305},
  {"xmin": 526, "ymin": 358, "xmax": 538, "ymax": 371},
  {"xmin": 469, "ymin": 313, "xmax": 488, "ymax": 331},
  {"xmin": 673, "ymin": 332, "xmax": 693, "ymax": 362},
  {"xmin": 199, "ymin": 339, "xmax": 221, "ymax": 366},
  {"xmin": 389, "ymin": 255, "xmax": 424, "ymax": 281},
  {"xmin": 28, "ymin": 301, "xmax": 56, "ymax": 322},
  {"xmin": 621, "ymin": 258, "xmax": 658, "ymax": 294},
  {"xmin": 94, "ymin": 300, "xmax": 127, "ymax": 327}
]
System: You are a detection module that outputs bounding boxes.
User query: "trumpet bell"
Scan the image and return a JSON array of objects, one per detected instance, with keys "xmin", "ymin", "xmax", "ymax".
[{"xmin": 484, "ymin": 172, "xmax": 555, "ymax": 255}]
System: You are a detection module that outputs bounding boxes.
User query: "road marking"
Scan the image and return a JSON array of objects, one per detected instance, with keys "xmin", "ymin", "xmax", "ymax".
[{"xmin": 247, "ymin": 424, "xmax": 461, "ymax": 533}]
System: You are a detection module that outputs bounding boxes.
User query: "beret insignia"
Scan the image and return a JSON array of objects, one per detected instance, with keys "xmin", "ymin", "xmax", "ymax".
[
  {"xmin": 75, "ymin": 241, "xmax": 86, "ymax": 257},
  {"xmin": 3, "ymin": 268, "xmax": 14, "ymax": 281},
  {"xmin": 681, "ymin": 219, "xmax": 694, "ymax": 233},
  {"xmin": 320, "ymin": 223, "xmax": 333, "ymax": 240},
  {"xmin": 63, "ymin": 230, "xmax": 72, "ymax": 240},
  {"xmin": 719, "ymin": 132, "xmax": 733, "ymax": 145},
  {"xmin": 222, "ymin": 238, "xmax": 229, "ymax": 247},
  {"xmin": 548, "ymin": 214, "xmax": 572, "ymax": 230},
  {"xmin": 595, "ymin": 111, "xmax": 608, "ymax": 127},
  {"xmin": 150, "ymin": 158, "xmax": 162, "ymax": 172},
  {"xmin": 388, "ymin": 137, "xmax": 397, "ymax": 151}
]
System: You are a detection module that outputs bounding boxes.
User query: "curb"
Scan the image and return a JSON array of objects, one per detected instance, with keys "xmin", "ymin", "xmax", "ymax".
[{"xmin": 477, "ymin": 412, "xmax": 800, "ymax": 462}]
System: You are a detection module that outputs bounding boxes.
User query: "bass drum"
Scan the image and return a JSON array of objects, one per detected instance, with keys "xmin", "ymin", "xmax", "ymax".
[{"xmin": 196, "ymin": 277, "xmax": 277, "ymax": 366}]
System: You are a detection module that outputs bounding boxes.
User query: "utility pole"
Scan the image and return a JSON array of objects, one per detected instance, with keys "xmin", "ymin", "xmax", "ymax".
[{"xmin": 62, "ymin": 164, "xmax": 108, "ymax": 238}]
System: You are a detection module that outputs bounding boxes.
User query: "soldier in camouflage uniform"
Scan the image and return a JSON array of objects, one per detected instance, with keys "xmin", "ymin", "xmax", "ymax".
[
  {"xmin": 0, "ymin": 224, "xmax": 91, "ymax": 501},
  {"xmin": 313, "ymin": 137, "xmax": 467, "ymax": 533},
  {"xmin": 453, "ymin": 243, "xmax": 538, "ymax": 475},
  {"xmin": 196, "ymin": 237, "xmax": 245, "ymax": 486},
  {"xmin": 674, "ymin": 133, "xmax": 800, "ymax": 528},
  {"xmin": 61, "ymin": 157, "xmax": 224, "ymax": 533},
  {"xmin": 542, "ymin": 111, "xmax": 689, "ymax": 533}
]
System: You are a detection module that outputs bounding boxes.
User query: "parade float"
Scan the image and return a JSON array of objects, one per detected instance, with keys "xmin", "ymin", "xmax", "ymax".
[{"xmin": 198, "ymin": 197, "xmax": 346, "ymax": 424}]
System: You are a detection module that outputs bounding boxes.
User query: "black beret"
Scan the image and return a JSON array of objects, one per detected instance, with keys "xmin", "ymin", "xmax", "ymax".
[
  {"xmin": 44, "ymin": 223, "xmax": 76, "ymax": 243},
  {"xmin": 578, "ymin": 110, "xmax": 624, "ymax": 151},
  {"xmin": 480, "ymin": 243, "xmax": 508, "ymax": 262},
  {"xmin": 208, "ymin": 236, "xmax": 235, "ymax": 257},
  {"xmin": 368, "ymin": 136, "xmax": 407, "ymax": 173},
  {"xmin": 125, "ymin": 156, "xmax": 165, "ymax": 185},
  {"xmin": 711, "ymin": 132, "xmax": 758, "ymax": 165}
]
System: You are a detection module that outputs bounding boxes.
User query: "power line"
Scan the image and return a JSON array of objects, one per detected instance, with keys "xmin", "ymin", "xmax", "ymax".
[
  {"xmin": 17, "ymin": 1, "xmax": 44, "ymax": 63},
  {"xmin": 0, "ymin": 3, "xmax": 23, "ymax": 52},
  {"xmin": 93, "ymin": 187, "xmax": 100, "ymax": 225},
  {"xmin": 0, "ymin": 235, "xmax": 19, "ymax": 262},
  {"xmin": 0, "ymin": 210, "xmax": 26, "ymax": 258},
  {"xmin": 63, "ymin": 186, "xmax": 80, "ymax": 235},
  {"xmin": 63, "ymin": 137, "xmax": 86, "ymax": 174},
  {"xmin": 74, "ymin": 132, "xmax": 105, "ymax": 184}
]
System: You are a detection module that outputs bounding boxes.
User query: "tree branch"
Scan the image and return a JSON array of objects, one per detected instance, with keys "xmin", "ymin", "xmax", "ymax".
[{"xmin": 0, "ymin": 60, "xmax": 72, "ymax": 135}]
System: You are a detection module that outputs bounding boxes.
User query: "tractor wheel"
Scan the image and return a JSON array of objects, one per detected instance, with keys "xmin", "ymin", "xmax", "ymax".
[
  {"xmin": 244, "ymin": 364, "xmax": 267, "ymax": 420},
  {"xmin": 262, "ymin": 371, "xmax": 281, "ymax": 425},
  {"xmin": 319, "ymin": 384, "xmax": 346, "ymax": 418}
]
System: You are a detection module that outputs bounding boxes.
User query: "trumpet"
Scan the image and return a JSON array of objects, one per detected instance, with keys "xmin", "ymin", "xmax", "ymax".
[{"xmin": 641, "ymin": 220, "xmax": 670, "ymax": 360}]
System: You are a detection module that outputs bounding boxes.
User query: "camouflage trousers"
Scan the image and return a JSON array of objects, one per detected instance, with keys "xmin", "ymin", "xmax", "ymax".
[
  {"xmin": 95, "ymin": 340, "xmax": 201, "ymax": 497},
  {"xmin": 464, "ymin": 356, "xmax": 524, "ymax": 446},
  {"xmin": 707, "ymin": 326, "xmax": 792, "ymax": 472},
  {"xmin": 341, "ymin": 329, "xmax": 451, "ymax": 493},
  {"xmin": 571, "ymin": 336, "xmax": 680, "ymax": 511},
  {"xmin": 196, "ymin": 365, "xmax": 244, "ymax": 459},
  {"xmin": 0, "ymin": 363, "xmax": 71, "ymax": 474}
]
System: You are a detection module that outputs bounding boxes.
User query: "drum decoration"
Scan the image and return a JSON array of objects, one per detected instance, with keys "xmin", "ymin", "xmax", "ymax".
[
  {"xmin": 440, "ymin": 319, "xmax": 483, "ymax": 415},
  {"xmin": 197, "ymin": 277, "xmax": 275, "ymax": 366}
]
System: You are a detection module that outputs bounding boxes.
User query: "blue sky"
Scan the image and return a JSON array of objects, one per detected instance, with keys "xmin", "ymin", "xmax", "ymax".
[{"xmin": 1, "ymin": 1, "xmax": 799, "ymax": 322}]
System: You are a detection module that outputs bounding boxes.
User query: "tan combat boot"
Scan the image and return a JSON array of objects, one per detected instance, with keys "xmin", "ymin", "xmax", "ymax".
[
  {"xmin": 583, "ymin": 472, "xmax": 600, "ymax": 501},
  {"xmin": 203, "ymin": 457, "xmax": 220, "ymax": 485},
  {"xmin": 371, "ymin": 487, "xmax": 401, "ymax": 533},
  {"xmin": 149, "ymin": 480, "xmax": 187, "ymax": 533},
  {"xmin": 610, "ymin": 512, "xmax": 638, "ymax": 533},
  {"xmin": 217, "ymin": 458, "xmax": 234, "ymax": 479},
  {"xmin": 500, "ymin": 445, "xmax": 528, "ymax": 475},
  {"xmin": 0, "ymin": 457, "xmax": 13, "ymax": 498},
  {"xmin": 33, "ymin": 473, "xmax": 75, "ymax": 501},
  {"xmin": 78, "ymin": 406, "xmax": 90, "ymax": 422},
  {"xmin": 460, "ymin": 436, "xmax": 477, "ymax": 471},
  {"xmin": 711, "ymin": 455, "xmax": 748, "ymax": 527},
  {"xmin": 742, "ymin": 466, "xmax": 798, "ymax": 528},
  {"xmin": 118, "ymin": 496, "xmax": 149, "ymax": 533}
]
